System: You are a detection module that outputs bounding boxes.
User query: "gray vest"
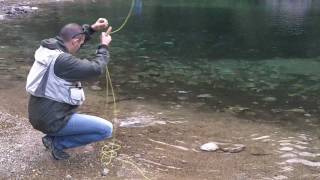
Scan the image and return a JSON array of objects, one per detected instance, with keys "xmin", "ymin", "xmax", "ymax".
[{"xmin": 26, "ymin": 46, "xmax": 85, "ymax": 105}]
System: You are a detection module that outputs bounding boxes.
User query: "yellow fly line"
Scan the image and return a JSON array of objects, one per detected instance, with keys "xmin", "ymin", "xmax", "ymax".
[{"xmin": 100, "ymin": 0, "xmax": 151, "ymax": 179}]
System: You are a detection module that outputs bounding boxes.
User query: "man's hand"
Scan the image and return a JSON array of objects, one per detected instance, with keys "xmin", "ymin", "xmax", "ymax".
[
  {"xmin": 91, "ymin": 18, "xmax": 109, "ymax": 31},
  {"xmin": 101, "ymin": 26, "xmax": 112, "ymax": 46}
]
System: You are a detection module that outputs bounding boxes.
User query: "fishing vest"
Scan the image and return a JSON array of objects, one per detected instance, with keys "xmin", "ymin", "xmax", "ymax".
[{"xmin": 26, "ymin": 46, "xmax": 85, "ymax": 105}]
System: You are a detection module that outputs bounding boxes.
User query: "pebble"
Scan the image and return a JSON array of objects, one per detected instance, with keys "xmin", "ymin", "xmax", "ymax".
[
  {"xmin": 221, "ymin": 144, "xmax": 246, "ymax": 153},
  {"xmin": 90, "ymin": 85, "xmax": 102, "ymax": 91},
  {"xmin": 197, "ymin": 94, "xmax": 213, "ymax": 98},
  {"xmin": 262, "ymin": 96, "xmax": 277, "ymax": 102},
  {"xmin": 286, "ymin": 108, "xmax": 305, "ymax": 113},
  {"xmin": 177, "ymin": 96, "xmax": 188, "ymax": 101},
  {"xmin": 66, "ymin": 174, "xmax": 72, "ymax": 179},
  {"xmin": 134, "ymin": 154, "xmax": 141, "ymax": 158},
  {"xmin": 0, "ymin": 14, "xmax": 5, "ymax": 20},
  {"xmin": 101, "ymin": 168, "xmax": 109, "ymax": 176},
  {"xmin": 304, "ymin": 113, "xmax": 311, "ymax": 117},
  {"xmin": 200, "ymin": 142, "xmax": 219, "ymax": 152},
  {"xmin": 177, "ymin": 90, "xmax": 189, "ymax": 94}
]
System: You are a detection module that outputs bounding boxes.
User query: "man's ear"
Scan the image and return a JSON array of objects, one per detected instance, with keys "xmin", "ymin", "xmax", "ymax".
[{"xmin": 71, "ymin": 38, "xmax": 79, "ymax": 46}]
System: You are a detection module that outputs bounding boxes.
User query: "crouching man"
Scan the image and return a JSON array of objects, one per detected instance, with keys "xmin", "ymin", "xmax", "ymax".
[{"xmin": 26, "ymin": 18, "xmax": 113, "ymax": 160}]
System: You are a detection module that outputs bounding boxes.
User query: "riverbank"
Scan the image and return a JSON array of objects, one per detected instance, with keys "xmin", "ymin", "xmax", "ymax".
[
  {"xmin": 1, "ymin": 0, "xmax": 320, "ymax": 179},
  {"xmin": 0, "ymin": 0, "xmax": 73, "ymax": 20}
]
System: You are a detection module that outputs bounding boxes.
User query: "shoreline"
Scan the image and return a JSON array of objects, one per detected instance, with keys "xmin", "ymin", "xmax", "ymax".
[{"xmin": 0, "ymin": 0, "xmax": 72, "ymax": 20}]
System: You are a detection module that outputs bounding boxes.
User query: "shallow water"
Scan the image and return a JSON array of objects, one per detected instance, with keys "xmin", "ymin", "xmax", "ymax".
[{"xmin": 1, "ymin": 0, "xmax": 320, "ymax": 117}]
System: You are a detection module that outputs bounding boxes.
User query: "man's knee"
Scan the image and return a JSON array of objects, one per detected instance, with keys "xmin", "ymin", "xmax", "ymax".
[{"xmin": 98, "ymin": 121, "xmax": 113, "ymax": 139}]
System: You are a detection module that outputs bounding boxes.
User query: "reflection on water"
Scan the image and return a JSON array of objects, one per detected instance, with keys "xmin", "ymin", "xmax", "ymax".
[{"xmin": 0, "ymin": 0, "xmax": 320, "ymax": 116}]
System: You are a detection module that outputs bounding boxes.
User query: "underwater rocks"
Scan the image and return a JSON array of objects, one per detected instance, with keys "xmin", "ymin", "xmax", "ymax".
[{"xmin": 0, "ymin": 2, "xmax": 39, "ymax": 20}]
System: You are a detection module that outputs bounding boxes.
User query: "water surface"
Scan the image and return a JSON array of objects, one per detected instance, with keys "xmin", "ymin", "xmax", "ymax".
[{"xmin": 1, "ymin": 0, "xmax": 320, "ymax": 118}]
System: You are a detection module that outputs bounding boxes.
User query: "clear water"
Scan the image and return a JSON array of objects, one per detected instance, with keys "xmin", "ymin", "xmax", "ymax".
[{"xmin": 1, "ymin": 0, "xmax": 320, "ymax": 116}]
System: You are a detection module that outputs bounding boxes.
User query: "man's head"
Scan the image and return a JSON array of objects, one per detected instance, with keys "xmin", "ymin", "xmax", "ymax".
[{"xmin": 59, "ymin": 23, "xmax": 85, "ymax": 54}]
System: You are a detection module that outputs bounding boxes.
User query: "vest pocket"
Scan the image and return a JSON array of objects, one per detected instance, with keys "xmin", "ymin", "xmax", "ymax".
[{"xmin": 69, "ymin": 87, "xmax": 83, "ymax": 104}]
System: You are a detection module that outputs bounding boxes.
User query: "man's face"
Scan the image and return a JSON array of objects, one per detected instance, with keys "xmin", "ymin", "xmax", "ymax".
[{"xmin": 72, "ymin": 35, "xmax": 85, "ymax": 54}]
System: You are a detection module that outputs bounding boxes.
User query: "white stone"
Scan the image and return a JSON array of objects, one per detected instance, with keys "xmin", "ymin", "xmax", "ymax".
[
  {"xmin": 101, "ymin": 168, "xmax": 109, "ymax": 176},
  {"xmin": 200, "ymin": 142, "xmax": 219, "ymax": 152},
  {"xmin": 0, "ymin": 15, "xmax": 5, "ymax": 20}
]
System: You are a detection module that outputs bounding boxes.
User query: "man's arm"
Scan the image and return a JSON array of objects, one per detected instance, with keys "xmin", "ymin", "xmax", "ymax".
[
  {"xmin": 82, "ymin": 24, "xmax": 96, "ymax": 43},
  {"xmin": 54, "ymin": 26, "xmax": 112, "ymax": 82},
  {"xmin": 54, "ymin": 45, "xmax": 109, "ymax": 82}
]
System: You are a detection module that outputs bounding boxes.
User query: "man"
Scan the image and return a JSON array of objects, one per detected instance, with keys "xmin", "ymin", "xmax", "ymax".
[{"xmin": 26, "ymin": 18, "xmax": 113, "ymax": 160}]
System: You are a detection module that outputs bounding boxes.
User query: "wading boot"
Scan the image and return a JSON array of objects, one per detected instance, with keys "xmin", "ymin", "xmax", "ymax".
[{"xmin": 51, "ymin": 147, "xmax": 70, "ymax": 160}]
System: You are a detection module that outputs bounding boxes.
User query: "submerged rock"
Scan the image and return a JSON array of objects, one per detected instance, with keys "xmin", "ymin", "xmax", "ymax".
[
  {"xmin": 262, "ymin": 96, "xmax": 277, "ymax": 102},
  {"xmin": 90, "ymin": 85, "xmax": 102, "ymax": 91},
  {"xmin": 220, "ymin": 144, "xmax": 245, "ymax": 153},
  {"xmin": 177, "ymin": 96, "xmax": 188, "ymax": 101},
  {"xmin": 286, "ymin": 108, "xmax": 306, "ymax": 113},
  {"xmin": 197, "ymin": 94, "xmax": 213, "ymax": 98}
]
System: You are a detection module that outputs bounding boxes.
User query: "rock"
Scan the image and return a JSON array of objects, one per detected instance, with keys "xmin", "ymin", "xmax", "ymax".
[
  {"xmin": 262, "ymin": 96, "xmax": 277, "ymax": 102},
  {"xmin": 200, "ymin": 142, "xmax": 219, "ymax": 152},
  {"xmin": 128, "ymin": 80, "xmax": 140, "ymax": 84},
  {"xmin": 0, "ymin": 14, "xmax": 5, "ymax": 20},
  {"xmin": 66, "ymin": 174, "xmax": 72, "ymax": 179},
  {"xmin": 177, "ymin": 90, "xmax": 189, "ymax": 94},
  {"xmin": 228, "ymin": 106, "xmax": 250, "ymax": 113},
  {"xmin": 31, "ymin": 7, "xmax": 39, "ymax": 10},
  {"xmin": 304, "ymin": 113, "xmax": 311, "ymax": 117},
  {"xmin": 221, "ymin": 144, "xmax": 246, "ymax": 153},
  {"xmin": 90, "ymin": 85, "xmax": 102, "ymax": 91},
  {"xmin": 134, "ymin": 154, "xmax": 141, "ymax": 158},
  {"xmin": 197, "ymin": 94, "xmax": 213, "ymax": 98},
  {"xmin": 286, "ymin": 108, "xmax": 305, "ymax": 113},
  {"xmin": 101, "ymin": 168, "xmax": 109, "ymax": 176},
  {"xmin": 177, "ymin": 96, "xmax": 188, "ymax": 101},
  {"xmin": 164, "ymin": 41, "xmax": 174, "ymax": 45}
]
